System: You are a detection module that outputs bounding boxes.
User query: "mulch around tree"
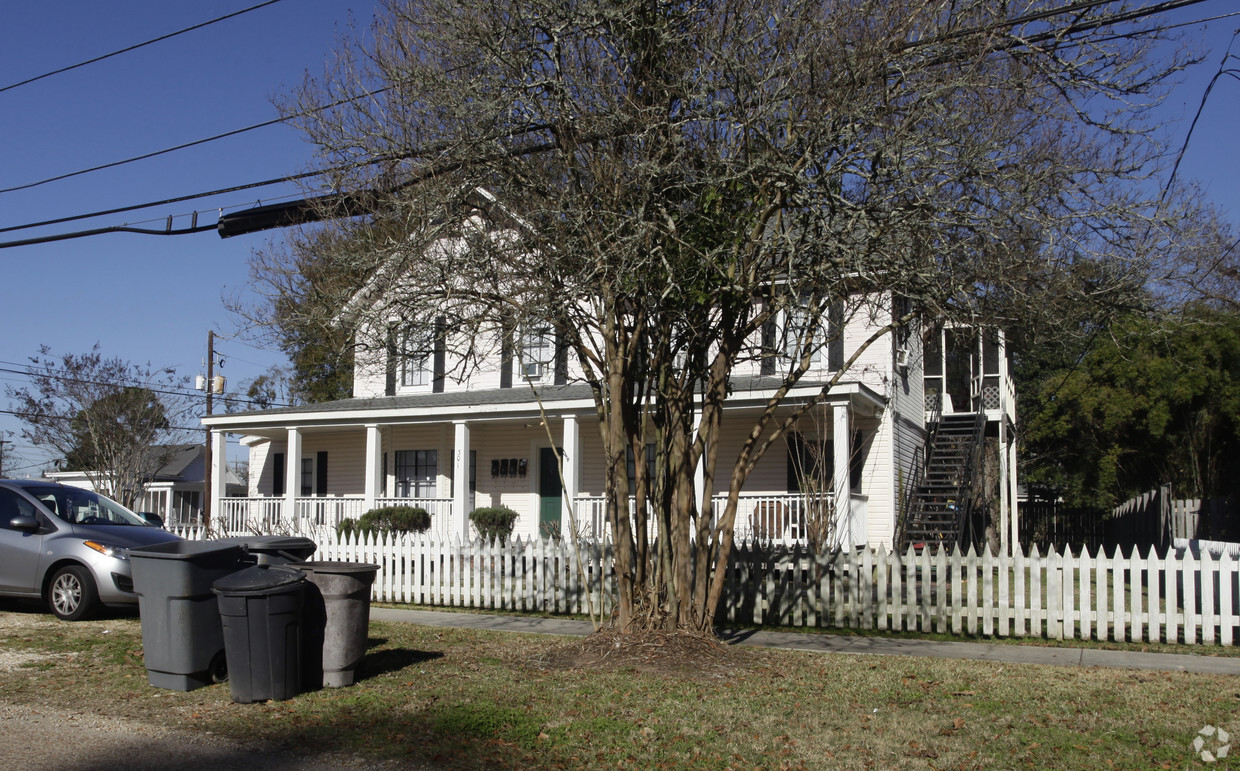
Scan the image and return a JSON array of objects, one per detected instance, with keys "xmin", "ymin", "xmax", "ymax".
[{"xmin": 532, "ymin": 627, "xmax": 755, "ymax": 679}]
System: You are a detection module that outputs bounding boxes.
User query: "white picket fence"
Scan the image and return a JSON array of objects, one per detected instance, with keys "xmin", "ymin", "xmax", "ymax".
[{"xmin": 172, "ymin": 527, "xmax": 1239, "ymax": 646}]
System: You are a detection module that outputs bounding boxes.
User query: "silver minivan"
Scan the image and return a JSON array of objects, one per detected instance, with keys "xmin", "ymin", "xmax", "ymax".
[{"xmin": 0, "ymin": 479, "xmax": 182, "ymax": 620}]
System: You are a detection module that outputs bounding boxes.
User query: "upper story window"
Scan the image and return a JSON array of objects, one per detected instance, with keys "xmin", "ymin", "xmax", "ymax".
[
  {"xmin": 784, "ymin": 302, "xmax": 824, "ymax": 366},
  {"xmin": 779, "ymin": 299, "xmax": 844, "ymax": 373},
  {"xmin": 518, "ymin": 324, "xmax": 555, "ymax": 380},
  {"xmin": 399, "ymin": 326, "xmax": 434, "ymax": 388}
]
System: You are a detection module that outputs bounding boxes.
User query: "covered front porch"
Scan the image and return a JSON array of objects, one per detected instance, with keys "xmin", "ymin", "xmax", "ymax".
[
  {"xmin": 204, "ymin": 382, "xmax": 888, "ymax": 547},
  {"xmin": 215, "ymin": 489, "xmax": 869, "ymax": 547}
]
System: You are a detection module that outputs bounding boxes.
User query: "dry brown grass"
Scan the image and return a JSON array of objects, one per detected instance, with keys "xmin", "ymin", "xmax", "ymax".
[{"xmin": 0, "ymin": 604, "xmax": 1236, "ymax": 769}]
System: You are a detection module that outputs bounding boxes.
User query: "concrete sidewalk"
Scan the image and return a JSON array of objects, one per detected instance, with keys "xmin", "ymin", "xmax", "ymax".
[{"xmin": 370, "ymin": 607, "xmax": 1240, "ymax": 676}]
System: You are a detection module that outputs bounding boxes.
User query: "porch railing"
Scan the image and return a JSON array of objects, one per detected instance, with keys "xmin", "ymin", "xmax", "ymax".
[
  {"xmin": 570, "ymin": 492, "xmax": 859, "ymax": 547},
  {"xmin": 216, "ymin": 495, "xmax": 453, "ymax": 534}
]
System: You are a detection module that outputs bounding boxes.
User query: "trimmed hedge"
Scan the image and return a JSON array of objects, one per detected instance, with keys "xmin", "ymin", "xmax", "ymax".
[
  {"xmin": 339, "ymin": 505, "xmax": 431, "ymax": 537},
  {"xmin": 469, "ymin": 506, "xmax": 519, "ymax": 542}
]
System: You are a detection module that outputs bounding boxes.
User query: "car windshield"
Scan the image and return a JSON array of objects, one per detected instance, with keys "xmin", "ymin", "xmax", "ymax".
[{"xmin": 22, "ymin": 485, "xmax": 147, "ymax": 527}]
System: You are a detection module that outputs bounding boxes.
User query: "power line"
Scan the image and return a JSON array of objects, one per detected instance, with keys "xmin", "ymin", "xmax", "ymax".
[
  {"xmin": 0, "ymin": 174, "xmax": 322, "ymax": 237},
  {"xmin": 0, "ymin": 87, "xmax": 391, "ymax": 197},
  {"xmin": 0, "ymin": 0, "xmax": 287, "ymax": 95},
  {"xmin": 0, "ymin": 363, "xmax": 290, "ymax": 409},
  {"xmin": 0, "ymin": 404, "xmax": 205, "ymax": 436},
  {"xmin": 0, "ymin": 0, "xmax": 1225, "ymax": 249}
]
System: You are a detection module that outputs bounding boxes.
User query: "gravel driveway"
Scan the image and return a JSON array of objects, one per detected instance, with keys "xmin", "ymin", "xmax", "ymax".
[{"xmin": 0, "ymin": 606, "xmax": 425, "ymax": 770}]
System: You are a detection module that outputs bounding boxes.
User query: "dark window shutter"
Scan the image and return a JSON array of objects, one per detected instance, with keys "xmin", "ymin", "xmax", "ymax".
[
  {"xmin": 500, "ymin": 326, "xmax": 513, "ymax": 389},
  {"xmin": 316, "ymin": 451, "xmax": 328, "ymax": 496},
  {"xmin": 761, "ymin": 315, "xmax": 776, "ymax": 375},
  {"xmin": 850, "ymin": 431, "xmax": 865, "ymax": 491},
  {"xmin": 384, "ymin": 326, "xmax": 398, "ymax": 396},
  {"xmin": 272, "ymin": 452, "xmax": 285, "ymax": 496},
  {"xmin": 433, "ymin": 316, "xmax": 447, "ymax": 393},
  {"xmin": 554, "ymin": 330, "xmax": 568, "ymax": 385},
  {"xmin": 828, "ymin": 302, "xmax": 844, "ymax": 371}
]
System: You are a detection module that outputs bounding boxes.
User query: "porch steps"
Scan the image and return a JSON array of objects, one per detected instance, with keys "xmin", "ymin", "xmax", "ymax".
[{"xmin": 898, "ymin": 412, "xmax": 986, "ymax": 552}]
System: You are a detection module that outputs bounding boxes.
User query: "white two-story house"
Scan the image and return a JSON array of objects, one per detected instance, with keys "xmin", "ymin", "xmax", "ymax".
[{"xmin": 204, "ymin": 217, "xmax": 1019, "ymax": 551}]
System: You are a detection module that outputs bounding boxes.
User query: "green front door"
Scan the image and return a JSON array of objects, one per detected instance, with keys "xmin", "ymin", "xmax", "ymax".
[{"xmin": 538, "ymin": 447, "xmax": 562, "ymax": 538}]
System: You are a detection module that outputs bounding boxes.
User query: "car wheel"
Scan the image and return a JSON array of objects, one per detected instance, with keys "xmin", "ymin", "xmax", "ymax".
[{"xmin": 48, "ymin": 565, "xmax": 99, "ymax": 621}]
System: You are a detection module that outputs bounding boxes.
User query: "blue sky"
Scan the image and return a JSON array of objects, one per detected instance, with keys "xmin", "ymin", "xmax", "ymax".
[
  {"xmin": 0, "ymin": 0, "xmax": 385, "ymax": 475},
  {"xmin": 1, "ymin": 1, "xmax": 1238, "ymax": 477}
]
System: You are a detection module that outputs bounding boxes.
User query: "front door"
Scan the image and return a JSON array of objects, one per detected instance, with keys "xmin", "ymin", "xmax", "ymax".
[{"xmin": 538, "ymin": 447, "xmax": 562, "ymax": 538}]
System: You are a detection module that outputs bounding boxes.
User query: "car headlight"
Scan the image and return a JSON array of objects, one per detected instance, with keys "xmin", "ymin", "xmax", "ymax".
[{"xmin": 83, "ymin": 541, "xmax": 130, "ymax": 561}]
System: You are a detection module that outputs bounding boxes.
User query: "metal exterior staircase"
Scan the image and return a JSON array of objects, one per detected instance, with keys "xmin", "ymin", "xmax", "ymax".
[{"xmin": 898, "ymin": 412, "xmax": 986, "ymax": 552}]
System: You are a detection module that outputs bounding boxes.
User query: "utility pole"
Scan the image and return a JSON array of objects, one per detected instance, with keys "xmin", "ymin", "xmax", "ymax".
[{"xmin": 203, "ymin": 331, "xmax": 216, "ymax": 531}]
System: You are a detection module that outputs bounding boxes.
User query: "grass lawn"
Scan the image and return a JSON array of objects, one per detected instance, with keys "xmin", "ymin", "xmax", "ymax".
[{"xmin": 0, "ymin": 608, "xmax": 1236, "ymax": 769}]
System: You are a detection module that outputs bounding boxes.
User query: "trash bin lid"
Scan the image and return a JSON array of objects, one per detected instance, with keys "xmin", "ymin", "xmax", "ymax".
[
  {"xmin": 297, "ymin": 560, "xmax": 380, "ymax": 576},
  {"xmin": 129, "ymin": 539, "xmax": 247, "ymax": 565},
  {"xmin": 214, "ymin": 535, "xmax": 317, "ymax": 556},
  {"xmin": 212, "ymin": 565, "xmax": 306, "ymax": 596}
]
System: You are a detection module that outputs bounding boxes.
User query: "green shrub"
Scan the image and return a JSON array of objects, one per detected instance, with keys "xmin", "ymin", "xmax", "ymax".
[
  {"xmin": 469, "ymin": 506, "xmax": 519, "ymax": 542},
  {"xmin": 339, "ymin": 506, "xmax": 431, "ymax": 538}
]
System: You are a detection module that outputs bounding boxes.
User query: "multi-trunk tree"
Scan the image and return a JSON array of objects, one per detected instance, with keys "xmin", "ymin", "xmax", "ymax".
[{"xmin": 250, "ymin": 0, "xmax": 1201, "ymax": 633}]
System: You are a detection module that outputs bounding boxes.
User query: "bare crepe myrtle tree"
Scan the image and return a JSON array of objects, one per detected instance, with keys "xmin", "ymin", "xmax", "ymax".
[
  {"xmin": 257, "ymin": 0, "xmax": 1197, "ymax": 633},
  {"xmin": 6, "ymin": 345, "xmax": 198, "ymax": 509}
]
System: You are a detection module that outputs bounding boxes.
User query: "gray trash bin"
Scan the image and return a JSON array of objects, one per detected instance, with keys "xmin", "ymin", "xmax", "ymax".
[
  {"xmin": 297, "ymin": 561, "xmax": 380, "ymax": 688},
  {"xmin": 129, "ymin": 540, "xmax": 250, "ymax": 691},
  {"xmin": 213, "ymin": 565, "xmax": 307, "ymax": 703}
]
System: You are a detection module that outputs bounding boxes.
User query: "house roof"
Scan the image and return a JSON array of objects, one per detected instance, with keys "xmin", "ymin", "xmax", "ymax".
[
  {"xmin": 202, "ymin": 377, "xmax": 886, "ymax": 435},
  {"xmin": 45, "ymin": 444, "xmax": 243, "ymax": 487}
]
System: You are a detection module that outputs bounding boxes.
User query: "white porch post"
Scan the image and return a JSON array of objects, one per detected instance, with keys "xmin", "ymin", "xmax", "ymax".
[
  {"xmin": 1008, "ymin": 430, "xmax": 1020, "ymax": 553},
  {"xmin": 285, "ymin": 428, "xmax": 302, "ymax": 526},
  {"xmin": 364, "ymin": 424, "xmax": 382, "ymax": 514},
  {"xmin": 561, "ymin": 415, "xmax": 579, "ymax": 533},
  {"xmin": 998, "ymin": 417, "xmax": 1010, "ymax": 555},
  {"xmin": 832, "ymin": 403, "xmax": 852, "ymax": 546},
  {"xmin": 453, "ymin": 421, "xmax": 471, "ymax": 539},
  {"xmin": 210, "ymin": 429, "xmax": 227, "ymax": 528}
]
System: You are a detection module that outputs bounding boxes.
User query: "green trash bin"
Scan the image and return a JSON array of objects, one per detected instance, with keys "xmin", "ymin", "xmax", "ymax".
[
  {"xmin": 213, "ymin": 565, "xmax": 307, "ymax": 703},
  {"xmin": 129, "ymin": 540, "xmax": 250, "ymax": 691},
  {"xmin": 297, "ymin": 561, "xmax": 380, "ymax": 688}
]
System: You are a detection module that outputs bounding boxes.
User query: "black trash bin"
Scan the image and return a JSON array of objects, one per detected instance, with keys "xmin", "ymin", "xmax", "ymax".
[
  {"xmin": 129, "ymin": 540, "xmax": 250, "ymax": 691},
  {"xmin": 297, "ymin": 561, "xmax": 380, "ymax": 688},
  {"xmin": 213, "ymin": 535, "xmax": 317, "ymax": 565},
  {"xmin": 213, "ymin": 564, "xmax": 307, "ymax": 703}
]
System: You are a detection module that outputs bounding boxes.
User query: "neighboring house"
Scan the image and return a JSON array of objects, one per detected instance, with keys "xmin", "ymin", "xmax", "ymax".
[
  {"xmin": 203, "ymin": 216, "xmax": 1019, "ymax": 551},
  {"xmin": 46, "ymin": 444, "xmax": 244, "ymax": 526}
]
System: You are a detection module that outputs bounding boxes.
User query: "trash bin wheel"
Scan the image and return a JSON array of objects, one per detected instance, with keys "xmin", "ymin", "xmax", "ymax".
[{"xmin": 209, "ymin": 650, "xmax": 228, "ymax": 683}]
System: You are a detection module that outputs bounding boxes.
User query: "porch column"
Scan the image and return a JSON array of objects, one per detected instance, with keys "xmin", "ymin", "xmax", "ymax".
[
  {"xmin": 210, "ymin": 429, "xmax": 227, "ymax": 528},
  {"xmin": 998, "ymin": 417, "xmax": 1010, "ymax": 555},
  {"xmin": 285, "ymin": 427, "xmax": 302, "ymax": 525},
  {"xmin": 364, "ymin": 424, "xmax": 382, "ymax": 514},
  {"xmin": 832, "ymin": 403, "xmax": 852, "ymax": 546},
  {"xmin": 1008, "ymin": 428, "xmax": 1020, "ymax": 553},
  {"xmin": 561, "ymin": 415, "xmax": 579, "ymax": 532},
  {"xmin": 453, "ymin": 421, "xmax": 471, "ymax": 539}
]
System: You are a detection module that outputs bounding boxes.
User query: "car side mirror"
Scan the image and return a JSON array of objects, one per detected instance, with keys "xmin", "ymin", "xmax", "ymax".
[
  {"xmin": 136, "ymin": 512, "xmax": 165, "ymax": 528},
  {"xmin": 9, "ymin": 515, "xmax": 40, "ymax": 532}
]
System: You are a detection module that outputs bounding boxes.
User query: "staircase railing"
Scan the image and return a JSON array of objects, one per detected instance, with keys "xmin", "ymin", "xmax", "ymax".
[
  {"xmin": 896, "ymin": 396, "xmax": 941, "ymax": 550},
  {"xmin": 948, "ymin": 412, "xmax": 986, "ymax": 550}
]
